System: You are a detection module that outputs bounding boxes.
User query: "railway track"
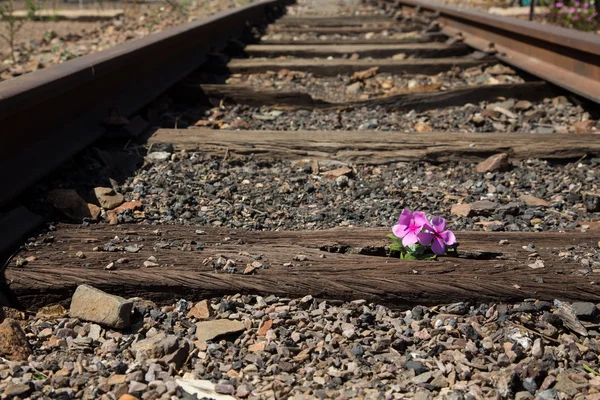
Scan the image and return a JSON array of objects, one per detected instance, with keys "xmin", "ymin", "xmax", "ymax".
[{"xmin": 1, "ymin": 0, "xmax": 600, "ymax": 398}]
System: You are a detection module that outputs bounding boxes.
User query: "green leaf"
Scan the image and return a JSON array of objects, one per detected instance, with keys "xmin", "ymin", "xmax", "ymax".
[
  {"xmin": 583, "ymin": 365, "xmax": 600, "ymax": 376},
  {"xmin": 33, "ymin": 371, "xmax": 48, "ymax": 380},
  {"xmin": 387, "ymin": 233, "xmax": 399, "ymax": 240},
  {"xmin": 389, "ymin": 243, "xmax": 404, "ymax": 252}
]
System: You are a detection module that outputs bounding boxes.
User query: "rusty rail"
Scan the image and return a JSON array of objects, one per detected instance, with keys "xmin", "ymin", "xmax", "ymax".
[
  {"xmin": 386, "ymin": 0, "xmax": 600, "ymax": 105},
  {"xmin": 0, "ymin": 0, "xmax": 292, "ymax": 209}
]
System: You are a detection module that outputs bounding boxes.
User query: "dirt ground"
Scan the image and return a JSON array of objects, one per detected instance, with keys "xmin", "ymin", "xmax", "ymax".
[{"xmin": 0, "ymin": 20, "xmax": 100, "ymax": 57}]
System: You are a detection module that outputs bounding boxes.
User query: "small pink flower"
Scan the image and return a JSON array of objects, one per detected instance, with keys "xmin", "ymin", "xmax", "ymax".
[
  {"xmin": 422, "ymin": 216, "xmax": 457, "ymax": 255},
  {"xmin": 573, "ymin": 15, "xmax": 580, "ymax": 19},
  {"xmin": 583, "ymin": 2, "xmax": 589, "ymax": 7},
  {"xmin": 555, "ymin": 1, "xmax": 564, "ymax": 6},
  {"xmin": 392, "ymin": 209, "xmax": 432, "ymax": 247},
  {"xmin": 575, "ymin": 1, "xmax": 580, "ymax": 6}
]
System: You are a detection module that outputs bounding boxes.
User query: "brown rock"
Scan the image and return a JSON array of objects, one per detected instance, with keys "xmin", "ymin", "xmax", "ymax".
[
  {"xmin": 482, "ymin": 109, "xmax": 500, "ymax": 119},
  {"xmin": 118, "ymin": 395, "xmax": 139, "ymax": 400},
  {"xmin": 474, "ymin": 221, "xmax": 504, "ymax": 231},
  {"xmin": 230, "ymin": 119, "xmax": 250, "ymax": 129},
  {"xmin": 514, "ymin": 100, "xmax": 532, "ymax": 111},
  {"xmin": 476, "ymin": 153, "xmax": 510, "ymax": 173},
  {"xmin": 108, "ymin": 374, "xmax": 128, "ymax": 385},
  {"xmin": 471, "ymin": 200, "xmax": 498, "ymax": 216},
  {"xmin": 91, "ymin": 187, "xmax": 124, "ymax": 210},
  {"xmin": 248, "ymin": 342, "xmax": 266, "ymax": 352},
  {"xmin": 47, "ymin": 189, "xmax": 101, "ymax": 221},
  {"xmin": 111, "ymin": 201, "xmax": 143, "ymax": 214},
  {"xmin": 131, "ymin": 332, "xmax": 178, "ymax": 360},
  {"xmin": 106, "ymin": 201, "xmax": 143, "ymax": 224},
  {"xmin": 351, "ymin": 66, "xmax": 378, "ymax": 82},
  {"xmin": 0, "ymin": 318, "xmax": 32, "ymax": 361},
  {"xmin": 413, "ymin": 121, "xmax": 432, "ymax": 133},
  {"xmin": 322, "ymin": 167, "xmax": 352, "ymax": 179},
  {"xmin": 187, "ymin": 300, "xmax": 210, "ymax": 320},
  {"xmin": 195, "ymin": 319, "xmax": 245, "ymax": 342},
  {"xmin": 69, "ymin": 285, "xmax": 133, "ymax": 329},
  {"xmin": 573, "ymin": 119, "xmax": 597, "ymax": 134},
  {"xmin": 258, "ymin": 319, "xmax": 273, "ymax": 337},
  {"xmin": 520, "ymin": 194, "xmax": 549, "ymax": 208},
  {"xmin": 451, "ymin": 203, "xmax": 472, "ymax": 217},
  {"xmin": 243, "ymin": 265, "xmax": 256, "ymax": 275},
  {"xmin": 36, "ymin": 304, "xmax": 67, "ymax": 318}
]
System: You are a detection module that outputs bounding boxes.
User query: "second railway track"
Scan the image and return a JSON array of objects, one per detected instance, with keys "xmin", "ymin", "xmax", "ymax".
[{"xmin": 1, "ymin": 0, "xmax": 600, "ymax": 398}]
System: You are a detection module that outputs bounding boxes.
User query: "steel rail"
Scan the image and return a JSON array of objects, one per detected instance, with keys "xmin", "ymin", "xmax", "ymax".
[
  {"xmin": 0, "ymin": 0, "xmax": 292, "ymax": 209},
  {"xmin": 384, "ymin": 0, "xmax": 600, "ymax": 105}
]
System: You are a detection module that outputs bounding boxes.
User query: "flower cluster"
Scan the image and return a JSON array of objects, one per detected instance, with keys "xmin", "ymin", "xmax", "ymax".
[
  {"xmin": 548, "ymin": 0, "xmax": 598, "ymax": 31},
  {"xmin": 389, "ymin": 209, "xmax": 457, "ymax": 259}
]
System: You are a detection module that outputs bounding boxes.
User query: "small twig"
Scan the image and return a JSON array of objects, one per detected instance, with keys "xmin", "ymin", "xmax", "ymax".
[
  {"xmin": 507, "ymin": 321, "xmax": 559, "ymax": 344},
  {"xmin": 180, "ymin": 347, "xmax": 198, "ymax": 372},
  {"xmin": 575, "ymin": 153, "xmax": 587, "ymax": 164},
  {"xmin": 222, "ymin": 148, "xmax": 229, "ymax": 162}
]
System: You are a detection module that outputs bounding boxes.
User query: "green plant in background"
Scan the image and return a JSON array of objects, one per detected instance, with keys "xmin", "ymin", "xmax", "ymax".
[
  {"xmin": 163, "ymin": 0, "xmax": 189, "ymax": 16},
  {"xmin": 547, "ymin": 0, "xmax": 599, "ymax": 31},
  {"xmin": 0, "ymin": 0, "xmax": 25, "ymax": 64},
  {"xmin": 24, "ymin": 0, "xmax": 42, "ymax": 20}
]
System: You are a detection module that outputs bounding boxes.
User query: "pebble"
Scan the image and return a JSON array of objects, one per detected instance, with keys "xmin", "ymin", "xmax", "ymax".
[{"xmin": 1, "ymin": 292, "xmax": 599, "ymax": 400}]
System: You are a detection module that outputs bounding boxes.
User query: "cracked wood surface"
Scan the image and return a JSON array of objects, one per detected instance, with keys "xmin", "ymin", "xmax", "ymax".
[
  {"xmin": 148, "ymin": 129, "xmax": 600, "ymax": 164},
  {"xmin": 220, "ymin": 57, "xmax": 487, "ymax": 76},
  {"xmin": 188, "ymin": 82, "xmax": 553, "ymax": 111},
  {"xmin": 4, "ymin": 226, "xmax": 600, "ymax": 309}
]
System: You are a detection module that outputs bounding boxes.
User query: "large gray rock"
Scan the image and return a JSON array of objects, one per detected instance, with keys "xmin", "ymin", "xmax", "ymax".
[{"xmin": 69, "ymin": 285, "xmax": 133, "ymax": 329}]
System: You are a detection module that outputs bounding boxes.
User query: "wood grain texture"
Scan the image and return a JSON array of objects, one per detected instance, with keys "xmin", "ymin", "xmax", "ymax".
[
  {"xmin": 148, "ymin": 129, "xmax": 600, "ymax": 164},
  {"xmin": 275, "ymin": 15, "xmax": 396, "ymax": 26},
  {"xmin": 189, "ymin": 82, "xmax": 554, "ymax": 111},
  {"xmin": 4, "ymin": 226, "xmax": 600, "ymax": 309},
  {"xmin": 266, "ymin": 25, "xmax": 413, "ymax": 34},
  {"xmin": 220, "ymin": 57, "xmax": 487, "ymax": 76},
  {"xmin": 243, "ymin": 43, "xmax": 470, "ymax": 58}
]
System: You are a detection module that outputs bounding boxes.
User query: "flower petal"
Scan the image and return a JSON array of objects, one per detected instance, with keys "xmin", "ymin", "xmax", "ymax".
[
  {"xmin": 398, "ymin": 209, "xmax": 413, "ymax": 227},
  {"xmin": 422, "ymin": 222, "xmax": 435, "ymax": 233},
  {"xmin": 392, "ymin": 224, "xmax": 409, "ymax": 238},
  {"xmin": 440, "ymin": 230, "xmax": 456, "ymax": 246},
  {"xmin": 431, "ymin": 216, "xmax": 446, "ymax": 233},
  {"xmin": 413, "ymin": 212, "xmax": 429, "ymax": 229},
  {"xmin": 431, "ymin": 236, "xmax": 446, "ymax": 255},
  {"xmin": 402, "ymin": 232, "xmax": 419, "ymax": 247},
  {"xmin": 417, "ymin": 232, "xmax": 434, "ymax": 246}
]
